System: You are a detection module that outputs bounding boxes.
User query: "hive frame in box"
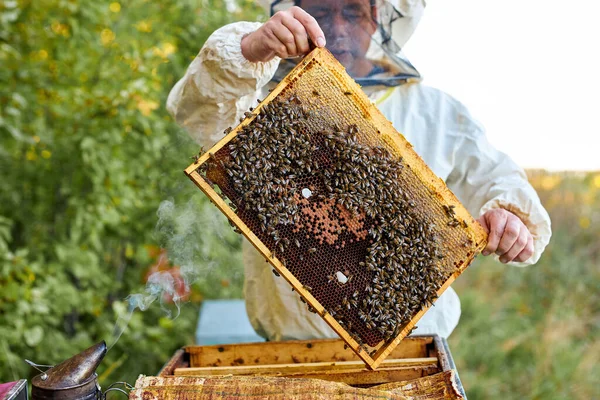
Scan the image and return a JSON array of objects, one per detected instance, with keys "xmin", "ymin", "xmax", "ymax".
[
  {"xmin": 184, "ymin": 48, "xmax": 487, "ymax": 370},
  {"xmin": 157, "ymin": 336, "xmax": 467, "ymax": 398}
]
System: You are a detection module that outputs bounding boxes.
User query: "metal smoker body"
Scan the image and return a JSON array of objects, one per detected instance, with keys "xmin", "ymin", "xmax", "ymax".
[{"xmin": 30, "ymin": 342, "xmax": 107, "ymax": 400}]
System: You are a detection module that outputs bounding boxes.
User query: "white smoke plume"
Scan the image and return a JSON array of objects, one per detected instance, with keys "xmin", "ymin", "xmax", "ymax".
[{"xmin": 107, "ymin": 194, "xmax": 242, "ymax": 351}]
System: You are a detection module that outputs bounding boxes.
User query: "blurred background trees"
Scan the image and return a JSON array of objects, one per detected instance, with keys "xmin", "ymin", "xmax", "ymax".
[
  {"xmin": 0, "ymin": 1, "xmax": 598, "ymax": 398},
  {"xmin": 0, "ymin": 0, "xmax": 263, "ymax": 386}
]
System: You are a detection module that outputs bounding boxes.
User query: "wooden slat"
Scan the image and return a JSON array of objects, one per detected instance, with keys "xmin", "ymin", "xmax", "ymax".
[
  {"xmin": 174, "ymin": 364, "xmax": 439, "ymax": 386},
  {"xmin": 185, "ymin": 337, "xmax": 431, "ymax": 368},
  {"xmin": 158, "ymin": 349, "xmax": 188, "ymax": 377},
  {"xmin": 174, "ymin": 357, "xmax": 437, "ymax": 377},
  {"xmin": 271, "ymin": 365, "xmax": 439, "ymax": 386}
]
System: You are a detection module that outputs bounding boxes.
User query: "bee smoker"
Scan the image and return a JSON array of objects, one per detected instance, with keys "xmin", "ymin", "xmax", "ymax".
[{"xmin": 27, "ymin": 341, "xmax": 131, "ymax": 400}]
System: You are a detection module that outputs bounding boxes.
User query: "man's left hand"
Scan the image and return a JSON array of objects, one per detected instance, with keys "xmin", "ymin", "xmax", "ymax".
[{"xmin": 478, "ymin": 209, "xmax": 534, "ymax": 263}]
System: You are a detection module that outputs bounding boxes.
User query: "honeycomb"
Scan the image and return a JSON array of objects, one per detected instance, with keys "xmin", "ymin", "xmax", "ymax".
[{"xmin": 185, "ymin": 48, "xmax": 487, "ymax": 369}]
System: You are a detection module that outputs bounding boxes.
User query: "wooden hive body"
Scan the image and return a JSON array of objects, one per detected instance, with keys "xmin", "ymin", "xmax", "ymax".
[
  {"xmin": 157, "ymin": 336, "xmax": 467, "ymax": 399},
  {"xmin": 185, "ymin": 48, "xmax": 487, "ymax": 369}
]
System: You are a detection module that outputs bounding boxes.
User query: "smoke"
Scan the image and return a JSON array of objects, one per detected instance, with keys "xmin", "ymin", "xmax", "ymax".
[
  {"xmin": 108, "ymin": 268, "xmax": 183, "ymax": 351},
  {"xmin": 127, "ymin": 270, "xmax": 183, "ymax": 317},
  {"xmin": 107, "ymin": 192, "xmax": 242, "ymax": 351}
]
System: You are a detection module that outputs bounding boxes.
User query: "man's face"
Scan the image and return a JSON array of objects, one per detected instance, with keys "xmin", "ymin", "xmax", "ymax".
[{"xmin": 300, "ymin": 0, "xmax": 377, "ymax": 77}]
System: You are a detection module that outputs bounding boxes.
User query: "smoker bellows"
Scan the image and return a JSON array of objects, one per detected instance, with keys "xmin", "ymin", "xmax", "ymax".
[{"xmin": 184, "ymin": 47, "xmax": 487, "ymax": 369}]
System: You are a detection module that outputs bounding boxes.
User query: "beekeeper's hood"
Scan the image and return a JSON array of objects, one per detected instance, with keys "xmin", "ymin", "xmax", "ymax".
[{"xmin": 257, "ymin": 0, "xmax": 426, "ymax": 87}]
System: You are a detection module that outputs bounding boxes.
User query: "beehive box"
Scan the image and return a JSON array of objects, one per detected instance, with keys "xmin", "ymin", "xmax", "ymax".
[
  {"xmin": 158, "ymin": 336, "xmax": 466, "ymax": 398},
  {"xmin": 184, "ymin": 48, "xmax": 487, "ymax": 369}
]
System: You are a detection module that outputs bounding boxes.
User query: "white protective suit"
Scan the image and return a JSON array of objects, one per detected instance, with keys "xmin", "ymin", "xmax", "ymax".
[{"xmin": 166, "ymin": 3, "xmax": 552, "ymax": 340}]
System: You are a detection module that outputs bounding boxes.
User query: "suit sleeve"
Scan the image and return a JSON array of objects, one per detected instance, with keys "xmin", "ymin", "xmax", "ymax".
[
  {"xmin": 445, "ymin": 111, "xmax": 552, "ymax": 266},
  {"xmin": 166, "ymin": 21, "xmax": 280, "ymax": 147}
]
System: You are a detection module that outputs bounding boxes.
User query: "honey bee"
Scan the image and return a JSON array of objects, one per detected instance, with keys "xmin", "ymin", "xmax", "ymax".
[{"xmin": 342, "ymin": 297, "xmax": 349, "ymax": 310}]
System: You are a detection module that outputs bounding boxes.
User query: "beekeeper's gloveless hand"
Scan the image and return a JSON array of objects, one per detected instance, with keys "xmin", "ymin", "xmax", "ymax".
[
  {"xmin": 478, "ymin": 209, "xmax": 535, "ymax": 264},
  {"xmin": 241, "ymin": 6, "xmax": 326, "ymax": 62}
]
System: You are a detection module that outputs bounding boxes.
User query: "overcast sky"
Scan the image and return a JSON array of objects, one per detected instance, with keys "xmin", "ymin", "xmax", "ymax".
[{"xmin": 403, "ymin": 0, "xmax": 599, "ymax": 171}]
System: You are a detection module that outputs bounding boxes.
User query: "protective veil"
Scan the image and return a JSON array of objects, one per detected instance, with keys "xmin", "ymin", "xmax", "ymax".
[
  {"xmin": 166, "ymin": 1, "xmax": 552, "ymax": 341},
  {"xmin": 262, "ymin": 0, "xmax": 424, "ymax": 86}
]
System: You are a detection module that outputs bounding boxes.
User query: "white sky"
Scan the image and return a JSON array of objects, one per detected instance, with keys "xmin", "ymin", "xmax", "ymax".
[{"xmin": 403, "ymin": 0, "xmax": 600, "ymax": 171}]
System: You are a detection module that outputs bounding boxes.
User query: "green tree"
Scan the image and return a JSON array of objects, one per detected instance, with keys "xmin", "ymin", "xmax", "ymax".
[{"xmin": 0, "ymin": 0, "xmax": 263, "ymax": 385}]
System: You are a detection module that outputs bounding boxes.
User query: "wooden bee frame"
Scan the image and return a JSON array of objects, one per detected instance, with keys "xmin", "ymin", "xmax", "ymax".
[{"xmin": 185, "ymin": 48, "xmax": 487, "ymax": 370}]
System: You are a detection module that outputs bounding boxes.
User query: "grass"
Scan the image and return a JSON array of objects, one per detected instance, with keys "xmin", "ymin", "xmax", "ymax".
[{"xmin": 449, "ymin": 170, "xmax": 600, "ymax": 399}]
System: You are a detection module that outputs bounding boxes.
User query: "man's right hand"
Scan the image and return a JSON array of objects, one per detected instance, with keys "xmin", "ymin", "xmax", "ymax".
[{"xmin": 241, "ymin": 6, "xmax": 326, "ymax": 63}]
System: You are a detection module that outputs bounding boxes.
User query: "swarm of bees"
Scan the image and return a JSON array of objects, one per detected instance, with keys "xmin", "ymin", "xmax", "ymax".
[{"xmin": 197, "ymin": 92, "xmax": 456, "ymax": 346}]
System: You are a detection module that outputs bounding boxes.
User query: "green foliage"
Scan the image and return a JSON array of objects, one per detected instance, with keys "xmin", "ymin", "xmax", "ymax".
[{"xmin": 0, "ymin": 0, "xmax": 262, "ymax": 385}]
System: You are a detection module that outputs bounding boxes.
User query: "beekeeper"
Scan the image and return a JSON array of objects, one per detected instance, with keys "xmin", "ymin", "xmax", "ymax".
[{"xmin": 167, "ymin": 0, "xmax": 552, "ymax": 340}]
